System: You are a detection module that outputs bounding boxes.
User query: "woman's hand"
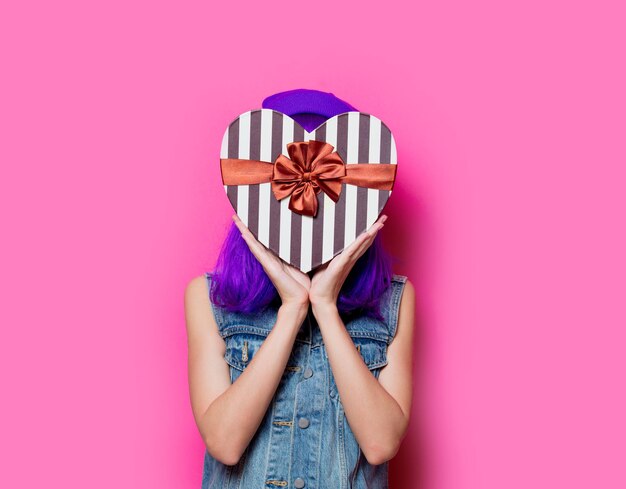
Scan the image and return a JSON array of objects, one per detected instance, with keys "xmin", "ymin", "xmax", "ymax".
[
  {"xmin": 232, "ymin": 214, "xmax": 311, "ymax": 307},
  {"xmin": 309, "ymin": 214, "xmax": 387, "ymax": 307}
]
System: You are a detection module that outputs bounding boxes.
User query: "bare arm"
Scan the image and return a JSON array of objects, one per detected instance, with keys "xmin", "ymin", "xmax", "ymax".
[
  {"xmin": 306, "ymin": 213, "xmax": 414, "ymax": 465},
  {"xmin": 184, "ymin": 275, "xmax": 308, "ymax": 465},
  {"xmin": 312, "ymin": 278, "xmax": 415, "ymax": 465}
]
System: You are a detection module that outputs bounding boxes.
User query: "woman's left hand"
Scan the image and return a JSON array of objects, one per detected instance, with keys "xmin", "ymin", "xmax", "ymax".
[{"xmin": 309, "ymin": 214, "xmax": 387, "ymax": 307}]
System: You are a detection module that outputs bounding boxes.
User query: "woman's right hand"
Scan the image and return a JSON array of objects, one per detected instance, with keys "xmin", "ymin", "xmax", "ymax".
[{"xmin": 232, "ymin": 214, "xmax": 310, "ymax": 307}]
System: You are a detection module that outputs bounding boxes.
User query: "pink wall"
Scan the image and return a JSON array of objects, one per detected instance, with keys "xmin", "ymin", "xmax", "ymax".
[{"xmin": 1, "ymin": 0, "xmax": 625, "ymax": 487}]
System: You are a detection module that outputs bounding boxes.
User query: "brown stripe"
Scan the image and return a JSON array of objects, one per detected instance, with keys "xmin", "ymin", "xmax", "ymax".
[
  {"xmin": 356, "ymin": 113, "xmax": 370, "ymax": 233},
  {"xmin": 334, "ymin": 114, "xmax": 348, "ymax": 255},
  {"xmin": 290, "ymin": 123, "xmax": 304, "ymax": 268},
  {"xmin": 227, "ymin": 118, "xmax": 239, "ymax": 212},
  {"xmin": 247, "ymin": 110, "xmax": 261, "ymax": 235},
  {"xmin": 311, "ymin": 189, "xmax": 325, "ymax": 270},
  {"xmin": 294, "ymin": 123, "xmax": 305, "ymax": 143},
  {"xmin": 311, "ymin": 127, "xmax": 326, "ymax": 270},
  {"xmin": 269, "ymin": 111, "xmax": 283, "ymax": 253},
  {"xmin": 315, "ymin": 124, "xmax": 326, "ymax": 143},
  {"xmin": 379, "ymin": 123, "xmax": 392, "ymax": 208}
]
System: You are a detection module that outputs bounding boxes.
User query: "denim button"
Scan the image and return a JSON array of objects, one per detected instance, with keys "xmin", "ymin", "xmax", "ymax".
[
  {"xmin": 303, "ymin": 367, "xmax": 313, "ymax": 378},
  {"xmin": 298, "ymin": 417, "xmax": 309, "ymax": 429},
  {"xmin": 294, "ymin": 478, "xmax": 305, "ymax": 488}
]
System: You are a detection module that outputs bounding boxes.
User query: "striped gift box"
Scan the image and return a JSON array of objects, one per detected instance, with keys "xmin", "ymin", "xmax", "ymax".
[{"xmin": 219, "ymin": 109, "xmax": 398, "ymax": 273}]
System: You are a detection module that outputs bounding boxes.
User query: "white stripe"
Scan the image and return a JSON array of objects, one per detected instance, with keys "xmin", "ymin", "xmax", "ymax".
[
  {"xmin": 257, "ymin": 110, "xmax": 273, "ymax": 247},
  {"xmin": 236, "ymin": 112, "xmax": 251, "ymax": 226},
  {"xmin": 325, "ymin": 116, "xmax": 338, "ymax": 148},
  {"xmin": 300, "ymin": 238, "xmax": 312, "ymax": 272},
  {"xmin": 281, "ymin": 117, "xmax": 294, "ymax": 156},
  {"xmin": 322, "ymin": 193, "xmax": 336, "ymax": 263},
  {"xmin": 300, "ymin": 129, "xmax": 314, "ymax": 272},
  {"xmin": 367, "ymin": 116, "xmax": 382, "ymax": 228},
  {"xmin": 279, "ymin": 198, "xmax": 291, "ymax": 263},
  {"xmin": 279, "ymin": 116, "xmax": 294, "ymax": 263},
  {"xmin": 322, "ymin": 117, "xmax": 338, "ymax": 263},
  {"xmin": 344, "ymin": 112, "xmax": 359, "ymax": 247},
  {"xmin": 238, "ymin": 112, "xmax": 251, "ymax": 159},
  {"xmin": 389, "ymin": 130, "xmax": 397, "ymax": 197},
  {"xmin": 220, "ymin": 125, "xmax": 229, "ymax": 159},
  {"xmin": 237, "ymin": 188, "xmax": 249, "ymax": 226},
  {"xmin": 221, "ymin": 126, "xmax": 229, "ymax": 199}
]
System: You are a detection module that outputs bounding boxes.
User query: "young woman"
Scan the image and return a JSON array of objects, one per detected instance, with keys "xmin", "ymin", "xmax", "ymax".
[{"xmin": 184, "ymin": 89, "xmax": 416, "ymax": 489}]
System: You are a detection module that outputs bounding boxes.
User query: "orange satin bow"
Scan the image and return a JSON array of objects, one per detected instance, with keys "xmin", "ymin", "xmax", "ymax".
[
  {"xmin": 220, "ymin": 140, "xmax": 396, "ymax": 217},
  {"xmin": 272, "ymin": 140, "xmax": 344, "ymax": 217}
]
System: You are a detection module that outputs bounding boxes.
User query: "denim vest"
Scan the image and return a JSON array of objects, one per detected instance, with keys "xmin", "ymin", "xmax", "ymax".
[{"xmin": 201, "ymin": 272, "xmax": 408, "ymax": 489}]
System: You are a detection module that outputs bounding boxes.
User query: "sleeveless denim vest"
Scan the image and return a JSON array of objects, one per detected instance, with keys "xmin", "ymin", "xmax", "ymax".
[{"xmin": 201, "ymin": 272, "xmax": 408, "ymax": 489}]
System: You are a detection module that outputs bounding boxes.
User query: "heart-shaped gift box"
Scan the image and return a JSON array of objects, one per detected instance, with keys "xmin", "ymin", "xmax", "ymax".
[{"xmin": 219, "ymin": 109, "xmax": 398, "ymax": 273}]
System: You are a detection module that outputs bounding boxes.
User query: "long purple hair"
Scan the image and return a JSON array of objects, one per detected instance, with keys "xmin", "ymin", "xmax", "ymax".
[{"xmin": 209, "ymin": 89, "xmax": 396, "ymax": 322}]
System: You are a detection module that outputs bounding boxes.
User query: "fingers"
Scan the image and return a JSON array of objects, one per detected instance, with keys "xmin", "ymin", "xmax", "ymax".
[
  {"xmin": 355, "ymin": 217, "xmax": 385, "ymax": 258},
  {"xmin": 232, "ymin": 214, "xmax": 278, "ymax": 268},
  {"xmin": 343, "ymin": 214, "xmax": 387, "ymax": 260},
  {"xmin": 233, "ymin": 214, "xmax": 310, "ymax": 303},
  {"xmin": 283, "ymin": 259, "xmax": 309, "ymax": 278},
  {"xmin": 350, "ymin": 229, "xmax": 379, "ymax": 260},
  {"xmin": 233, "ymin": 212, "xmax": 387, "ymax": 276},
  {"xmin": 232, "ymin": 214, "xmax": 260, "ymax": 250},
  {"xmin": 324, "ymin": 215, "xmax": 386, "ymax": 273}
]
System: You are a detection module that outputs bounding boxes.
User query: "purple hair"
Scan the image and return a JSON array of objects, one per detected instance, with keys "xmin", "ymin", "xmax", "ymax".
[{"xmin": 209, "ymin": 89, "xmax": 396, "ymax": 322}]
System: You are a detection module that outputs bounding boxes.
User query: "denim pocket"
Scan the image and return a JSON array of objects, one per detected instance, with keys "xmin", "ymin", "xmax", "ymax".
[
  {"xmin": 327, "ymin": 336, "xmax": 389, "ymax": 399},
  {"xmin": 223, "ymin": 331, "xmax": 267, "ymax": 383}
]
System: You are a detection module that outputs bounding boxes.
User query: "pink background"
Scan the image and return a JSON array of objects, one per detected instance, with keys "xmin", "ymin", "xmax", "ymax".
[{"xmin": 1, "ymin": 0, "xmax": 625, "ymax": 487}]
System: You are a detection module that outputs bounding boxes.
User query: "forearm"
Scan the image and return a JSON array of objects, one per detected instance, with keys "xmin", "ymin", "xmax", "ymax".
[
  {"xmin": 312, "ymin": 302, "xmax": 406, "ymax": 465},
  {"xmin": 200, "ymin": 302, "xmax": 308, "ymax": 465}
]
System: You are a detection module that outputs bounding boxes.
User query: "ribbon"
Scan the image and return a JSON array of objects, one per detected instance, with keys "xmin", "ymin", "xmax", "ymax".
[{"xmin": 220, "ymin": 140, "xmax": 396, "ymax": 217}]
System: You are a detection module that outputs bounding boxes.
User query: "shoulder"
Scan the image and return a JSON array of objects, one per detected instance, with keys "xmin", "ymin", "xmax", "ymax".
[
  {"xmin": 391, "ymin": 273, "xmax": 408, "ymax": 284},
  {"xmin": 184, "ymin": 272, "xmax": 211, "ymax": 304},
  {"xmin": 392, "ymin": 273, "xmax": 414, "ymax": 294},
  {"xmin": 389, "ymin": 274, "xmax": 414, "ymax": 303},
  {"xmin": 184, "ymin": 273, "xmax": 217, "ymax": 333},
  {"xmin": 395, "ymin": 274, "xmax": 414, "ymax": 313},
  {"xmin": 391, "ymin": 273, "xmax": 413, "ymax": 288},
  {"xmin": 386, "ymin": 274, "xmax": 415, "ymax": 341},
  {"xmin": 399, "ymin": 277, "xmax": 415, "ymax": 312},
  {"xmin": 391, "ymin": 274, "xmax": 414, "ymax": 298}
]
